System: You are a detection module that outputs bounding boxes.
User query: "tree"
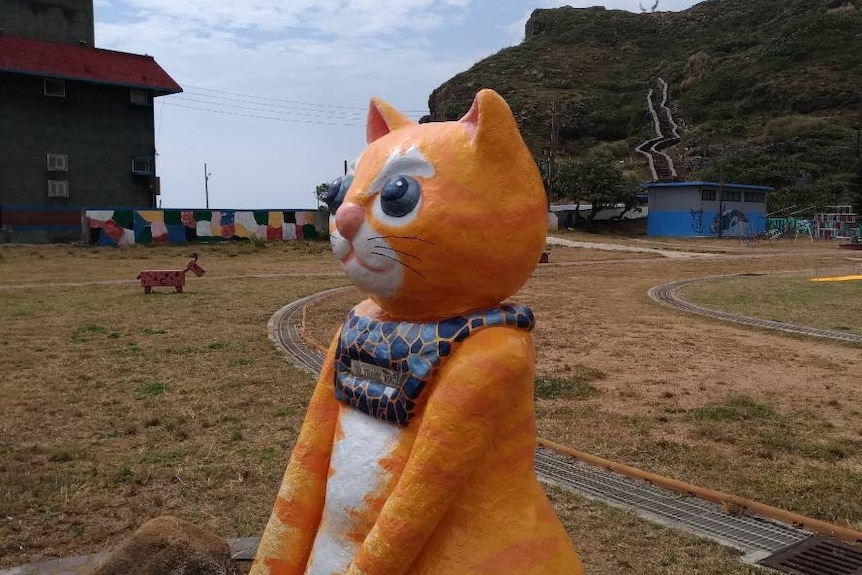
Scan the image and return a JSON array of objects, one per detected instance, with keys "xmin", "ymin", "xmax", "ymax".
[
  {"xmin": 551, "ymin": 157, "xmax": 639, "ymax": 229},
  {"xmin": 767, "ymin": 180, "xmax": 844, "ymax": 214},
  {"xmin": 548, "ymin": 159, "xmax": 580, "ymax": 203},
  {"xmin": 315, "ymin": 182, "xmax": 331, "ymax": 213}
]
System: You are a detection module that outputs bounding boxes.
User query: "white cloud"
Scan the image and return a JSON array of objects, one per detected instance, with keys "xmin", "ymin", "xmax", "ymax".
[
  {"xmin": 115, "ymin": 0, "xmax": 471, "ymax": 37},
  {"xmin": 95, "ymin": 1, "xmax": 482, "ymax": 209},
  {"xmin": 95, "ymin": 0, "xmax": 700, "ymax": 209}
]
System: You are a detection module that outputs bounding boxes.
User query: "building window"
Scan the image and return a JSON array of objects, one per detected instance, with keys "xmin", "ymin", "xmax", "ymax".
[
  {"xmin": 724, "ymin": 190, "xmax": 742, "ymax": 202},
  {"xmin": 47, "ymin": 153, "xmax": 68, "ymax": 171},
  {"xmin": 44, "ymin": 79, "xmax": 66, "ymax": 98},
  {"xmin": 131, "ymin": 157, "xmax": 156, "ymax": 176},
  {"xmin": 745, "ymin": 192, "xmax": 766, "ymax": 203},
  {"xmin": 47, "ymin": 180, "xmax": 69, "ymax": 198},
  {"xmin": 130, "ymin": 89, "xmax": 152, "ymax": 106},
  {"xmin": 701, "ymin": 188, "xmax": 716, "ymax": 201}
]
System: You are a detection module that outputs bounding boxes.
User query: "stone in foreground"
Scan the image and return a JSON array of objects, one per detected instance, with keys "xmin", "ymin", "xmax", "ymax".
[{"xmin": 93, "ymin": 516, "xmax": 236, "ymax": 575}]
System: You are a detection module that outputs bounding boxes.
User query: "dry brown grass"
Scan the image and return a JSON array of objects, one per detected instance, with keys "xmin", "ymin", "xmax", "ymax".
[
  {"xmin": 306, "ymin": 239, "xmax": 862, "ymax": 532},
  {"xmin": 2, "ymin": 237, "xmax": 861, "ymax": 572},
  {"xmin": 0, "ymin": 242, "xmax": 347, "ymax": 567},
  {"xmin": 0, "ymin": 242, "xmax": 341, "ymax": 285},
  {"xmin": 531, "ymin": 248, "xmax": 862, "ymax": 531}
]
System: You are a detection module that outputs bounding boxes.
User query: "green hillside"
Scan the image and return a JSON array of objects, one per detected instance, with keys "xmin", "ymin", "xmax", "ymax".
[{"xmin": 426, "ymin": 0, "xmax": 862, "ymax": 210}]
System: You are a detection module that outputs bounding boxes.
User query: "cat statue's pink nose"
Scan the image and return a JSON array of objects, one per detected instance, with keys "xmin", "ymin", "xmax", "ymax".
[{"xmin": 335, "ymin": 203, "xmax": 364, "ymax": 241}]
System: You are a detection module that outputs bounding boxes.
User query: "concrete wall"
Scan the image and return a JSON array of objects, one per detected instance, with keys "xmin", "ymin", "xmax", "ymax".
[
  {"xmin": 647, "ymin": 184, "xmax": 767, "ymax": 237},
  {"xmin": 0, "ymin": 0, "xmax": 94, "ymax": 45},
  {"xmin": 0, "ymin": 206, "xmax": 82, "ymax": 243},
  {"xmin": 0, "ymin": 73, "xmax": 157, "ymax": 211}
]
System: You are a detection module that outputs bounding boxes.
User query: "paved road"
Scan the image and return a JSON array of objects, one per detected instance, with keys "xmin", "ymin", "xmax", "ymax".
[{"xmin": 546, "ymin": 235, "xmax": 718, "ymax": 259}]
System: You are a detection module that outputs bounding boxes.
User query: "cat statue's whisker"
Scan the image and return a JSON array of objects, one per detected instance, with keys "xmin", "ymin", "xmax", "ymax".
[
  {"xmin": 371, "ymin": 244, "xmax": 423, "ymax": 261},
  {"xmin": 371, "ymin": 251, "xmax": 425, "ymax": 278},
  {"xmin": 367, "ymin": 235, "xmax": 436, "ymax": 245}
]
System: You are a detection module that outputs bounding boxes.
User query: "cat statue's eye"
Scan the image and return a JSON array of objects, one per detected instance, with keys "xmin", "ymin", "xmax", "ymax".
[
  {"xmin": 380, "ymin": 176, "xmax": 421, "ymax": 218},
  {"xmin": 325, "ymin": 175, "xmax": 352, "ymax": 213}
]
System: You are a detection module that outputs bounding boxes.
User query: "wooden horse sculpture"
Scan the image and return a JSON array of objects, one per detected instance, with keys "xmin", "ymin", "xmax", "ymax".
[{"xmin": 137, "ymin": 253, "xmax": 205, "ymax": 294}]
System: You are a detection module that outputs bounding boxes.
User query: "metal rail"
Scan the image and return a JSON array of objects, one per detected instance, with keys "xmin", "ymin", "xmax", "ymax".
[
  {"xmin": 648, "ymin": 276, "xmax": 862, "ymax": 344},
  {"xmin": 270, "ymin": 289, "xmax": 828, "ymax": 557}
]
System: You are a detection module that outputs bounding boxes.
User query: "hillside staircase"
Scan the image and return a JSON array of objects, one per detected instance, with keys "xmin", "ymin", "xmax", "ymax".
[{"xmin": 636, "ymin": 77, "xmax": 681, "ymax": 181}]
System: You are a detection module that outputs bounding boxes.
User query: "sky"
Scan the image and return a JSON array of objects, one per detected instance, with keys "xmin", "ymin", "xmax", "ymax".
[{"xmin": 94, "ymin": 0, "xmax": 700, "ymax": 210}]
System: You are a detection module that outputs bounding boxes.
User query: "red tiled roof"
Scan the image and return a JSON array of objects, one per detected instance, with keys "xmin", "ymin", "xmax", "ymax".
[{"xmin": 0, "ymin": 35, "xmax": 182, "ymax": 95}]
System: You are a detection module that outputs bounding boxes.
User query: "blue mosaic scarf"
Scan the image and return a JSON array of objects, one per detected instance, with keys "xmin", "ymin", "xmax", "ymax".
[{"xmin": 333, "ymin": 305, "xmax": 534, "ymax": 427}]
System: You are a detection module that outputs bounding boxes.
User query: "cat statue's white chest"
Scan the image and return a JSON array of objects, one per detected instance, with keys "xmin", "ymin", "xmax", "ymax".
[{"xmin": 304, "ymin": 405, "xmax": 402, "ymax": 574}]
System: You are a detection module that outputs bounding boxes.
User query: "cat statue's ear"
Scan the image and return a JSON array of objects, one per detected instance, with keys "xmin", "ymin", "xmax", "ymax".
[
  {"xmin": 459, "ymin": 89, "xmax": 524, "ymax": 156},
  {"xmin": 367, "ymin": 98, "xmax": 415, "ymax": 144}
]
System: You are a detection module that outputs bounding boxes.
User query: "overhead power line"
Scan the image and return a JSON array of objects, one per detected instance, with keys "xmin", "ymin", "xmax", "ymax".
[
  {"xmin": 166, "ymin": 95, "xmax": 367, "ymax": 120},
  {"xmin": 160, "ymin": 85, "xmax": 429, "ymax": 127},
  {"xmin": 160, "ymin": 101, "xmax": 360, "ymax": 126},
  {"xmin": 177, "ymin": 91, "xmax": 365, "ymax": 118},
  {"xmin": 182, "ymin": 84, "xmax": 429, "ymax": 115}
]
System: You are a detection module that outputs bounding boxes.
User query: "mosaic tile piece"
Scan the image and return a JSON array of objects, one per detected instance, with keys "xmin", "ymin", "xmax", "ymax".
[{"xmin": 333, "ymin": 305, "xmax": 535, "ymax": 426}]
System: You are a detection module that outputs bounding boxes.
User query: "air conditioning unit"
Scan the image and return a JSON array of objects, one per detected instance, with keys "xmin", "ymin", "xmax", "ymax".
[
  {"xmin": 131, "ymin": 157, "xmax": 155, "ymax": 175},
  {"xmin": 44, "ymin": 78, "xmax": 66, "ymax": 98},
  {"xmin": 130, "ymin": 89, "xmax": 152, "ymax": 106}
]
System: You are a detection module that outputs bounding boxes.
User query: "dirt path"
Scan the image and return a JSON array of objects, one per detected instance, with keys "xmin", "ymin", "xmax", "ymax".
[{"xmin": 546, "ymin": 235, "xmax": 718, "ymax": 258}]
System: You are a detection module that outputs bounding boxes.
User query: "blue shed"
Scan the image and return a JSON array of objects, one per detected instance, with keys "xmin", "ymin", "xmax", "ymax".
[{"xmin": 644, "ymin": 181, "xmax": 772, "ymax": 237}]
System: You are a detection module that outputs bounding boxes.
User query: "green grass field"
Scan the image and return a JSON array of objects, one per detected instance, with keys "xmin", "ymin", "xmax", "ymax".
[{"xmin": 681, "ymin": 274, "xmax": 862, "ymax": 336}]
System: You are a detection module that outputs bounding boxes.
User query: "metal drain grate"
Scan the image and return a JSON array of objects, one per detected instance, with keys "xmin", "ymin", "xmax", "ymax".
[{"xmin": 760, "ymin": 537, "xmax": 862, "ymax": 575}]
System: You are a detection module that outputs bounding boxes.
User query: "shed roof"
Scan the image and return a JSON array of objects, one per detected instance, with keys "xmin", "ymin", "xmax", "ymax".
[
  {"xmin": 642, "ymin": 181, "xmax": 773, "ymax": 192},
  {"xmin": 0, "ymin": 35, "xmax": 182, "ymax": 95}
]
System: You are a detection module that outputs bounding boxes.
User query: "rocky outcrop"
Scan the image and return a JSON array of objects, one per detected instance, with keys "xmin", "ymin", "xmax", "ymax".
[{"xmin": 426, "ymin": 1, "xmax": 861, "ymax": 193}]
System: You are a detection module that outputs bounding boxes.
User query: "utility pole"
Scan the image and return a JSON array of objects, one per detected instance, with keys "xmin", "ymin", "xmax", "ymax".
[
  {"xmin": 547, "ymin": 99, "xmax": 559, "ymax": 209},
  {"xmin": 855, "ymin": 97, "xmax": 861, "ymax": 172},
  {"xmin": 718, "ymin": 164, "xmax": 724, "ymax": 239},
  {"xmin": 853, "ymin": 99, "xmax": 862, "ymax": 219},
  {"xmin": 204, "ymin": 163, "xmax": 211, "ymax": 209},
  {"xmin": 856, "ymin": 103, "xmax": 861, "ymax": 160}
]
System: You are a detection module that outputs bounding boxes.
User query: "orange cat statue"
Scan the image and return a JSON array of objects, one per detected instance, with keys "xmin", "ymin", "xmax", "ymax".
[{"xmin": 250, "ymin": 89, "xmax": 584, "ymax": 575}]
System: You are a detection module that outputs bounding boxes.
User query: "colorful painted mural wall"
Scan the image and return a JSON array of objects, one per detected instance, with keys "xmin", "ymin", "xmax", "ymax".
[
  {"xmin": 86, "ymin": 209, "xmax": 327, "ymax": 246},
  {"xmin": 648, "ymin": 209, "xmax": 767, "ymax": 237}
]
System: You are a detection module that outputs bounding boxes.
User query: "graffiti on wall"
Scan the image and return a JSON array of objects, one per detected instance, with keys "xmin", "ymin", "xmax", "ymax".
[
  {"xmin": 796, "ymin": 219, "xmax": 813, "ymax": 237},
  {"xmin": 86, "ymin": 209, "xmax": 326, "ymax": 246},
  {"xmin": 690, "ymin": 209, "xmax": 704, "ymax": 234},
  {"xmin": 768, "ymin": 218, "xmax": 815, "ymax": 238},
  {"xmin": 710, "ymin": 209, "xmax": 751, "ymax": 237}
]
